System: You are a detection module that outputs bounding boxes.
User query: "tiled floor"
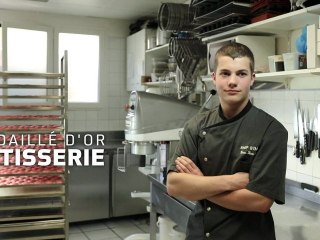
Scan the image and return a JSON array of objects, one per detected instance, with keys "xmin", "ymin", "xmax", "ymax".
[{"xmin": 69, "ymin": 214, "xmax": 150, "ymax": 240}]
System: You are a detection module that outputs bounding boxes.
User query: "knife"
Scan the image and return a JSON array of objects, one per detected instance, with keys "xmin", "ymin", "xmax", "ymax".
[
  {"xmin": 304, "ymin": 109, "xmax": 312, "ymax": 156},
  {"xmin": 293, "ymin": 100, "xmax": 300, "ymax": 158},
  {"xmin": 298, "ymin": 104, "xmax": 306, "ymax": 164},
  {"xmin": 312, "ymin": 116, "xmax": 318, "ymax": 151}
]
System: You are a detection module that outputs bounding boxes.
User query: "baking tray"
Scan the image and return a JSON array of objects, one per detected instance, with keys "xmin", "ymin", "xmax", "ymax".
[
  {"xmin": 196, "ymin": 22, "xmax": 248, "ymax": 37},
  {"xmin": 0, "ymin": 84, "xmax": 64, "ymax": 89},
  {"xmin": 0, "ymin": 208, "xmax": 64, "ymax": 222},
  {"xmin": 0, "ymin": 130, "xmax": 64, "ymax": 135},
  {"xmin": 0, "ymin": 175, "xmax": 64, "ymax": 187},
  {"xmin": 194, "ymin": 12, "xmax": 248, "ymax": 31},
  {"xmin": 0, "ymin": 197, "xmax": 64, "ymax": 211},
  {"xmin": 0, "ymin": 71, "xmax": 64, "ymax": 79},
  {"xmin": 0, "ymin": 105, "xmax": 64, "ymax": 110},
  {"xmin": 194, "ymin": 1, "xmax": 251, "ymax": 22},
  {"xmin": 0, "ymin": 185, "xmax": 65, "ymax": 199},
  {"xmin": 0, "ymin": 115, "xmax": 64, "ymax": 121},
  {"xmin": 0, "ymin": 228, "xmax": 65, "ymax": 240},
  {"xmin": 0, "ymin": 166, "xmax": 65, "ymax": 177},
  {"xmin": 191, "ymin": 0, "xmax": 219, "ymax": 6},
  {"xmin": 191, "ymin": 0, "xmax": 249, "ymax": 6},
  {"xmin": 0, "ymin": 219, "xmax": 65, "ymax": 232},
  {"xmin": 0, "ymin": 95, "xmax": 65, "ymax": 99},
  {"xmin": 0, "ymin": 124, "xmax": 64, "ymax": 131}
]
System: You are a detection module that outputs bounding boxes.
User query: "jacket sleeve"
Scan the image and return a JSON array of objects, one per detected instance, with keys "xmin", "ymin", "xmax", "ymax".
[
  {"xmin": 246, "ymin": 120, "xmax": 288, "ymax": 204},
  {"xmin": 167, "ymin": 115, "xmax": 200, "ymax": 173}
]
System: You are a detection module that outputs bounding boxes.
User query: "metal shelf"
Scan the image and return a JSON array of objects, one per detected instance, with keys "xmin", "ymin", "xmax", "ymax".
[
  {"xmin": 202, "ymin": 4, "xmax": 320, "ymax": 42},
  {"xmin": 142, "ymin": 80, "xmax": 174, "ymax": 87},
  {"xmin": 0, "ymin": 229, "xmax": 65, "ymax": 240},
  {"xmin": 0, "ymin": 115, "xmax": 64, "ymax": 121},
  {"xmin": 0, "ymin": 84, "xmax": 64, "ymax": 89},
  {"xmin": 0, "ymin": 105, "xmax": 64, "ymax": 110},
  {"xmin": 0, "ymin": 219, "xmax": 65, "ymax": 232},
  {"xmin": 0, "ymin": 197, "xmax": 64, "ymax": 211},
  {"xmin": 0, "ymin": 71, "xmax": 64, "ymax": 79},
  {"xmin": 201, "ymin": 68, "xmax": 320, "ymax": 89},
  {"xmin": 0, "ymin": 166, "xmax": 65, "ymax": 177},
  {"xmin": 0, "ymin": 52, "xmax": 68, "ymax": 239},
  {"xmin": 0, "ymin": 186, "xmax": 65, "ymax": 199},
  {"xmin": 145, "ymin": 43, "xmax": 169, "ymax": 55},
  {"xmin": 0, "ymin": 95, "xmax": 65, "ymax": 99}
]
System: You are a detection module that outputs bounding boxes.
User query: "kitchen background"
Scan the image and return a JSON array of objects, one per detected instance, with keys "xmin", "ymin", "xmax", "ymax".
[
  {"xmin": 0, "ymin": 0, "xmax": 319, "ymax": 193},
  {"xmin": 0, "ymin": 1, "xmax": 320, "ymax": 239}
]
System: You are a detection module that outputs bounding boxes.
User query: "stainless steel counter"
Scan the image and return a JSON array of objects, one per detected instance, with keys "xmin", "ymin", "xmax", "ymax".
[{"xmin": 148, "ymin": 173, "xmax": 320, "ymax": 240}]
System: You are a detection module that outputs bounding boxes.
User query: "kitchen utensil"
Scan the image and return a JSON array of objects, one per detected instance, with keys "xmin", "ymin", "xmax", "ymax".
[
  {"xmin": 304, "ymin": 109, "xmax": 311, "ymax": 156},
  {"xmin": 297, "ymin": 102, "xmax": 306, "ymax": 164},
  {"xmin": 314, "ymin": 116, "xmax": 318, "ymax": 151},
  {"xmin": 198, "ymin": 89, "xmax": 217, "ymax": 113},
  {"xmin": 293, "ymin": 100, "xmax": 300, "ymax": 158},
  {"xmin": 311, "ymin": 116, "xmax": 317, "ymax": 151},
  {"xmin": 318, "ymin": 104, "xmax": 320, "ymax": 158}
]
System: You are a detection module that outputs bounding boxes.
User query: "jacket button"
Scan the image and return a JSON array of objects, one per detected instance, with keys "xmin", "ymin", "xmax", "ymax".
[
  {"xmin": 204, "ymin": 157, "xmax": 208, "ymax": 162},
  {"xmin": 207, "ymin": 207, "xmax": 211, "ymax": 211},
  {"xmin": 202, "ymin": 131, "xmax": 206, "ymax": 136},
  {"xmin": 206, "ymin": 232, "xmax": 210, "ymax": 237}
]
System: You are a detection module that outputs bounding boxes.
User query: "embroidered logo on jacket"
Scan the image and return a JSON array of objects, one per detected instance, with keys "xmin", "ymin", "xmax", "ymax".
[{"xmin": 240, "ymin": 145, "xmax": 258, "ymax": 156}]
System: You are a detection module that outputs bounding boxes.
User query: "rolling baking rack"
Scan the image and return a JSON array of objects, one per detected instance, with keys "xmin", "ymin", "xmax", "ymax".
[{"xmin": 0, "ymin": 51, "xmax": 69, "ymax": 240}]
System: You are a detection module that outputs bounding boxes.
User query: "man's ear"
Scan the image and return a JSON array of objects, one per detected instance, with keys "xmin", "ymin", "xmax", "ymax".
[
  {"xmin": 212, "ymin": 72, "xmax": 216, "ymax": 84},
  {"xmin": 251, "ymin": 73, "xmax": 256, "ymax": 86}
]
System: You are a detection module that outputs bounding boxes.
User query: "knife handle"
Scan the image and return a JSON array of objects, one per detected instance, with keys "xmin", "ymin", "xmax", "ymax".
[
  {"xmin": 300, "ymin": 147, "xmax": 306, "ymax": 164},
  {"xmin": 295, "ymin": 140, "xmax": 300, "ymax": 158},
  {"xmin": 318, "ymin": 139, "xmax": 320, "ymax": 158},
  {"xmin": 304, "ymin": 134, "xmax": 311, "ymax": 157},
  {"xmin": 309, "ymin": 131, "xmax": 315, "ymax": 151}
]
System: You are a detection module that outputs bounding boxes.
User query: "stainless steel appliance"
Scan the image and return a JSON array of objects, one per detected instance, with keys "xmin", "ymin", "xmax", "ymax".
[
  {"xmin": 123, "ymin": 91, "xmax": 201, "ymax": 172},
  {"xmin": 68, "ymin": 131, "xmax": 149, "ymax": 222}
]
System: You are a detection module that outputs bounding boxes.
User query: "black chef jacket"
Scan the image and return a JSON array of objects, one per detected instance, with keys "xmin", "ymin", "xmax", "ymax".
[{"xmin": 167, "ymin": 101, "xmax": 288, "ymax": 240}]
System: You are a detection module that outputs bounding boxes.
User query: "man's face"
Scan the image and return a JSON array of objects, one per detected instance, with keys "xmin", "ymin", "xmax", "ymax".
[{"xmin": 212, "ymin": 56, "xmax": 255, "ymax": 107}]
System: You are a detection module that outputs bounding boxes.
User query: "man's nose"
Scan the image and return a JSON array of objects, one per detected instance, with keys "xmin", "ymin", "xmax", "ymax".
[{"xmin": 228, "ymin": 74, "xmax": 237, "ymax": 86}]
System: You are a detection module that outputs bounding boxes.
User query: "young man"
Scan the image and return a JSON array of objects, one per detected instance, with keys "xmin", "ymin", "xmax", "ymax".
[{"xmin": 166, "ymin": 42, "xmax": 288, "ymax": 240}]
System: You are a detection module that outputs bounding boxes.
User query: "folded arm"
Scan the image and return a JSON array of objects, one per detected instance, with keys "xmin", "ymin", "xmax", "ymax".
[
  {"xmin": 166, "ymin": 156, "xmax": 249, "ymax": 201},
  {"xmin": 167, "ymin": 156, "xmax": 273, "ymax": 213}
]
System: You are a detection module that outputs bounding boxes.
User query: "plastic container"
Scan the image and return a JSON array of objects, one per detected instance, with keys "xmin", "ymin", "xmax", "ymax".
[
  {"xmin": 282, "ymin": 52, "xmax": 300, "ymax": 71},
  {"xmin": 169, "ymin": 225, "xmax": 186, "ymax": 240},
  {"xmin": 157, "ymin": 216, "xmax": 175, "ymax": 240},
  {"xmin": 268, "ymin": 55, "xmax": 284, "ymax": 72}
]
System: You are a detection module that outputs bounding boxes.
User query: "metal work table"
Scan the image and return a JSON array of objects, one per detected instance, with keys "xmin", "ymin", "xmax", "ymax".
[{"xmin": 148, "ymin": 174, "xmax": 320, "ymax": 240}]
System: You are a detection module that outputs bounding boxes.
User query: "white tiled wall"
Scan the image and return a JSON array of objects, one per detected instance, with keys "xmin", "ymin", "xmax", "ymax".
[
  {"xmin": 251, "ymin": 87, "xmax": 320, "ymax": 194},
  {"xmin": 68, "ymin": 36, "xmax": 129, "ymax": 132}
]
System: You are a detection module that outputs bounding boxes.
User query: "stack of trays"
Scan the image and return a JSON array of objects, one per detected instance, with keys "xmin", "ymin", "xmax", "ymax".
[
  {"xmin": 250, "ymin": 0, "xmax": 290, "ymax": 23},
  {"xmin": 191, "ymin": 0, "xmax": 251, "ymax": 37}
]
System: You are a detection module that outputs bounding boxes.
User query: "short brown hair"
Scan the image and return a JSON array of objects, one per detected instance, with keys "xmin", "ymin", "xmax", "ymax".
[{"xmin": 213, "ymin": 42, "xmax": 255, "ymax": 73}]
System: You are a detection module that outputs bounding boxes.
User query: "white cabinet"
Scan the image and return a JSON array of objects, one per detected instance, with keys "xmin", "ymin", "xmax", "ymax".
[
  {"xmin": 127, "ymin": 29, "xmax": 147, "ymax": 91},
  {"xmin": 126, "ymin": 29, "xmax": 170, "ymax": 91}
]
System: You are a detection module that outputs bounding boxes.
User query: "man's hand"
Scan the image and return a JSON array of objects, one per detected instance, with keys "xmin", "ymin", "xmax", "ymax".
[
  {"xmin": 230, "ymin": 172, "xmax": 249, "ymax": 190},
  {"xmin": 175, "ymin": 156, "xmax": 203, "ymax": 176}
]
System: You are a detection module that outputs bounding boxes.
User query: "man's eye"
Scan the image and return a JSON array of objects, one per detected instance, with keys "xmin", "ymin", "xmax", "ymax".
[
  {"xmin": 220, "ymin": 72, "xmax": 229, "ymax": 76},
  {"xmin": 238, "ymin": 72, "xmax": 247, "ymax": 77}
]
